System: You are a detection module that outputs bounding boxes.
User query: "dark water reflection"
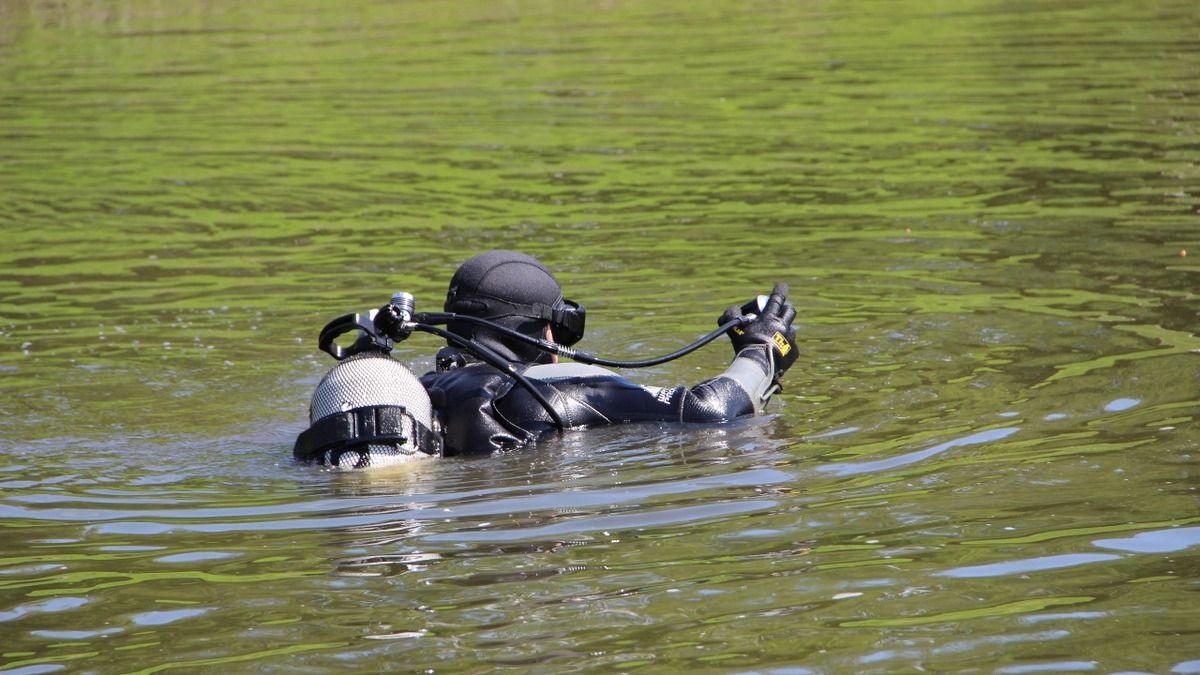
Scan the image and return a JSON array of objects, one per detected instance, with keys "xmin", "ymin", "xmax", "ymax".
[{"xmin": 1, "ymin": 0, "xmax": 1198, "ymax": 672}]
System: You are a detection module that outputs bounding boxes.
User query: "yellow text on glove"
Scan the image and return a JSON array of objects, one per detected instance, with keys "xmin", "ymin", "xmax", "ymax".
[{"xmin": 772, "ymin": 332, "xmax": 791, "ymax": 356}]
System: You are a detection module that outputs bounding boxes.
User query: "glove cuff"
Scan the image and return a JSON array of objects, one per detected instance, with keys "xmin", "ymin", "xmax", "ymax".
[{"xmin": 724, "ymin": 345, "xmax": 782, "ymax": 412}]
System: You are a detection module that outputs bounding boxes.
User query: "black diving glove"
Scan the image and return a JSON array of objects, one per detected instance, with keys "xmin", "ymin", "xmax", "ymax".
[{"xmin": 718, "ymin": 282, "xmax": 798, "ymax": 380}]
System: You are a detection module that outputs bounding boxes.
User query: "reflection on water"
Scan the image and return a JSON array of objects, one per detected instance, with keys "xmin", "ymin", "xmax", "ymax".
[
  {"xmin": 818, "ymin": 426, "xmax": 1020, "ymax": 477},
  {"xmin": 1, "ymin": 0, "xmax": 1198, "ymax": 672}
]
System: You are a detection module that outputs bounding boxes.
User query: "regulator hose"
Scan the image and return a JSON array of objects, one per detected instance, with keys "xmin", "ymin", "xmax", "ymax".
[{"xmin": 412, "ymin": 311, "xmax": 750, "ymax": 369}]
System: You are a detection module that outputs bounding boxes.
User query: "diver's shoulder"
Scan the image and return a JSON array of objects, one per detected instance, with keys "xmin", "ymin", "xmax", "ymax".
[
  {"xmin": 522, "ymin": 363, "xmax": 619, "ymax": 381},
  {"xmin": 420, "ymin": 360, "xmax": 499, "ymax": 385}
]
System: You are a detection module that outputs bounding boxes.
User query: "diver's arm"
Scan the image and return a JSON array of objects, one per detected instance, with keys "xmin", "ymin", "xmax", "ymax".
[{"xmin": 491, "ymin": 284, "xmax": 798, "ymax": 431}]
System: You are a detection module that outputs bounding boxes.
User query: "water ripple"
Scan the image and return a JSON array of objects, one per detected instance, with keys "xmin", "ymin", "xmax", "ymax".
[
  {"xmin": 818, "ymin": 427, "xmax": 1020, "ymax": 477},
  {"xmin": 939, "ymin": 553, "xmax": 1122, "ymax": 579},
  {"xmin": 1093, "ymin": 526, "xmax": 1200, "ymax": 554}
]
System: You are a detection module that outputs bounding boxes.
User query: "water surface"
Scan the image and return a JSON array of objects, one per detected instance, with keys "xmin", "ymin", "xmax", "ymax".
[{"xmin": 1, "ymin": 0, "xmax": 1198, "ymax": 672}]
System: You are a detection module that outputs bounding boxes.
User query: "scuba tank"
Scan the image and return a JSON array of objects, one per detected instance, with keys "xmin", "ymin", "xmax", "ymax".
[{"xmin": 294, "ymin": 351, "xmax": 442, "ymax": 469}]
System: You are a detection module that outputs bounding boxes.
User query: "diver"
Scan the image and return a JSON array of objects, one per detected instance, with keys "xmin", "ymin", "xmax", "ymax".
[{"xmin": 293, "ymin": 250, "xmax": 798, "ymax": 467}]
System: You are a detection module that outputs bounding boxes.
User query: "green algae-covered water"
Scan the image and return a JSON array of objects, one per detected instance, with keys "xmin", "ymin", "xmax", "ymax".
[{"xmin": 2, "ymin": 0, "xmax": 1198, "ymax": 672}]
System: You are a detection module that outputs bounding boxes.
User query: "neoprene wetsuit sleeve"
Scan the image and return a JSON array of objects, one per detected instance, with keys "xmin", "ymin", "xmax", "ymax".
[{"xmin": 515, "ymin": 360, "xmax": 774, "ymax": 427}]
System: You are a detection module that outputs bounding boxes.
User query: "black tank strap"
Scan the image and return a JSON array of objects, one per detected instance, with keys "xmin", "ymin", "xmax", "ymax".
[{"xmin": 293, "ymin": 405, "xmax": 442, "ymax": 461}]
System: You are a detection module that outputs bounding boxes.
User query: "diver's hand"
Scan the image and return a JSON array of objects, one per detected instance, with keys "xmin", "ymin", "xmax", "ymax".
[{"xmin": 718, "ymin": 282, "xmax": 798, "ymax": 379}]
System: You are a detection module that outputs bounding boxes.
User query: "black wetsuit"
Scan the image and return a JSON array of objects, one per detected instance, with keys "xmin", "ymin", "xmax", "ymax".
[{"xmin": 420, "ymin": 346, "xmax": 782, "ymax": 456}]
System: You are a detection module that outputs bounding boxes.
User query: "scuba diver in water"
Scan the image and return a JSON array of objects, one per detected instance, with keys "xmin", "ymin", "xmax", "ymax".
[{"xmin": 294, "ymin": 250, "xmax": 797, "ymax": 468}]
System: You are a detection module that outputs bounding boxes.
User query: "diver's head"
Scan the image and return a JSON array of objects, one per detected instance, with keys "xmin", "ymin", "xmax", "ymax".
[
  {"xmin": 444, "ymin": 250, "xmax": 585, "ymax": 363},
  {"xmin": 293, "ymin": 353, "xmax": 441, "ymax": 469}
]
